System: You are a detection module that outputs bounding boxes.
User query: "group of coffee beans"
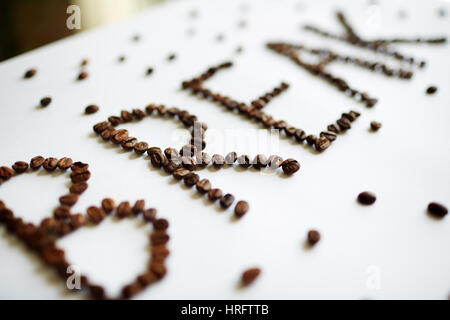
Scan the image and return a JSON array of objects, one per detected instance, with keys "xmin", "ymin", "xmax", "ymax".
[
  {"xmin": 0, "ymin": 157, "xmax": 170, "ymax": 300},
  {"xmin": 181, "ymin": 61, "xmax": 361, "ymax": 151}
]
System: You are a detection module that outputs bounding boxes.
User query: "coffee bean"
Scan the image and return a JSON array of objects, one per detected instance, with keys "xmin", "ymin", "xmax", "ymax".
[
  {"xmin": 0, "ymin": 166, "xmax": 14, "ymax": 180},
  {"xmin": 196, "ymin": 179, "xmax": 211, "ymax": 194},
  {"xmin": 120, "ymin": 110, "xmax": 133, "ymax": 122},
  {"xmin": 195, "ymin": 152, "xmax": 211, "ymax": 168},
  {"xmin": 134, "ymin": 142, "xmax": 149, "ymax": 154},
  {"xmin": 81, "ymin": 59, "xmax": 89, "ymax": 66},
  {"xmin": 281, "ymin": 159, "xmax": 300, "ymax": 175},
  {"xmin": 143, "ymin": 208, "xmax": 157, "ymax": 222},
  {"xmin": 40, "ymin": 247, "xmax": 65, "ymax": 266},
  {"xmin": 111, "ymin": 130, "xmax": 129, "ymax": 144},
  {"xmin": 211, "ymin": 154, "xmax": 225, "ymax": 168},
  {"xmin": 121, "ymin": 282, "xmax": 142, "ymax": 299},
  {"xmin": 184, "ymin": 172, "xmax": 199, "ymax": 187},
  {"xmin": 306, "ymin": 135, "xmax": 317, "ymax": 145},
  {"xmin": 121, "ymin": 137, "xmax": 137, "ymax": 150},
  {"xmin": 150, "ymin": 151, "xmax": 167, "ymax": 168},
  {"xmin": 320, "ymin": 131, "xmax": 337, "ymax": 142},
  {"xmin": 151, "ymin": 230, "xmax": 170, "ymax": 246},
  {"xmin": 167, "ymin": 54, "xmax": 177, "ymax": 61},
  {"xmin": 101, "ymin": 198, "xmax": 115, "ymax": 213},
  {"xmin": 132, "ymin": 200, "xmax": 145, "ymax": 215},
  {"xmin": 268, "ymin": 155, "xmax": 283, "ymax": 169},
  {"xmin": 150, "ymin": 263, "xmax": 167, "ymax": 279},
  {"xmin": 253, "ymin": 154, "xmax": 268, "ymax": 169},
  {"xmin": 69, "ymin": 214, "xmax": 86, "ymax": 229},
  {"xmin": 426, "ymin": 86, "xmax": 437, "ymax": 95},
  {"xmin": 138, "ymin": 272, "xmax": 157, "ymax": 287},
  {"xmin": 70, "ymin": 170, "xmax": 91, "ymax": 183},
  {"xmin": 241, "ymin": 268, "xmax": 261, "ymax": 286},
  {"xmin": 234, "ymin": 200, "xmax": 249, "ymax": 218},
  {"xmin": 43, "ymin": 158, "xmax": 58, "ymax": 171},
  {"xmin": 12, "ymin": 161, "xmax": 28, "ymax": 173},
  {"xmin": 307, "ymin": 230, "xmax": 320, "ymax": 246},
  {"xmin": 220, "ymin": 194, "xmax": 235, "ymax": 209},
  {"xmin": 87, "ymin": 206, "xmax": 106, "ymax": 224},
  {"xmin": 208, "ymin": 188, "xmax": 223, "ymax": 201},
  {"xmin": 93, "ymin": 121, "xmax": 112, "ymax": 134},
  {"xmin": 57, "ymin": 157, "xmax": 73, "ymax": 170},
  {"xmin": 78, "ymin": 71, "xmax": 88, "ymax": 81},
  {"xmin": 163, "ymin": 161, "xmax": 181, "ymax": 174},
  {"xmin": 24, "ymin": 69, "xmax": 37, "ymax": 78},
  {"xmin": 117, "ymin": 201, "xmax": 131, "ymax": 218},
  {"xmin": 181, "ymin": 156, "xmax": 196, "ymax": 170},
  {"xmin": 327, "ymin": 124, "xmax": 340, "ymax": 134},
  {"xmin": 164, "ymin": 148, "xmax": 181, "ymax": 161},
  {"xmin": 54, "ymin": 205, "xmax": 71, "ymax": 219},
  {"xmin": 30, "ymin": 156, "xmax": 45, "ymax": 170},
  {"xmin": 370, "ymin": 121, "xmax": 382, "ymax": 131},
  {"xmin": 70, "ymin": 182, "xmax": 88, "ymax": 195},
  {"xmin": 294, "ymin": 129, "xmax": 307, "ymax": 142},
  {"xmin": 89, "ymin": 285, "xmax": 105, "ymax": 300},
  {"xmin": 59, "ymin": 194, "xmax": 79, "ymax": 207},
  {"xmin": 146, "ymin": 68, "xmax": 154, "ymax": 76},
  {"xmin": 71, "ymin": 161, "xmax": 89, "ymax": 173},
  {"xmin": 337, "ymin": 118, "xmax": 351, "ymax": 130},
  {"xmin": 315, "ymin": 137, "xmax": 331, "ymax": 151},
  {"xmin": 237, "ymin": 155, "xmax": 251, "ymax": 168},
  {"xmin": 85, "ymin": 105, "xmax": 99, "ymax": 114},
  {"xmin": 151, "ymin": 245, "xmax": 170, "ymax": 262},
  {"xmin": 427, "ymin": 202, "xmax": 448, "ymax": 218},
  {"xmin": 40, "ymin": 97, "xmax": 52, "ymax": 107},
  {"xmin": 224, "ymin": 152, "xmax": 237, "ymax": 165},
  {"xmin": 132, "ymin": 109, "xmax": 146, "ymax": 120},
  {"xmin": 173, "ymin": 168, "xmax": 190, "ymax": 180},
  {"xmin": 357, "ymin": 191, "xmax": 376, "ymax": 205},
  {"xmin": 154, "ymin": 218, "xmax": 169, "ymax": 230}
]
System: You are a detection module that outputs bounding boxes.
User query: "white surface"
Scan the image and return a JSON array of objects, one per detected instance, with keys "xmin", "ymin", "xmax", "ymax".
[{"xmin": 0, "ymin": 0, "xmax": 449, "ymax": 299}]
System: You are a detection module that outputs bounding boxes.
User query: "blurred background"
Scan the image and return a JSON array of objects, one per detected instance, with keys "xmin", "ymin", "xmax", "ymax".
[{"xmin": 0, "ymin": 0, "xmax": 167, "ymax": 61}]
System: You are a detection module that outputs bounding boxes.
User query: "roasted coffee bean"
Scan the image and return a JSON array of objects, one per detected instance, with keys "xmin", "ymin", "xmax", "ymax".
[
  {"xmin": 71, "ymin": 161, "xmax": 89, "ymax": 173},
  {"xmin": 24, "ymin": 69, "xmax": 37, "ymax": 78},
  {"xmin": 69, "ymin": 214, "xmax": 86, "ymax": 229},
  {"xmin": 12, "ymin": 161, "xmax": 28, "ymax": 173},
  {"xmin": 195, "ymin": 152, "xmax": 211, "ymax": 168},
  {"xmin": 320, "ymin": 131, "xmax": 337, "ymax": 142},
  {"xmin": 30, "ymin": 156, "xmax": 45, "ymax": 170},
  {"xmin": 180, "ymin": 145, "xmax": 197, "ymax": 157},
  {"xmin": 150, "ymin": 151, "xmax": 167, "ymax": 168},
  {"xmin": 184, "ymin": 172, "xmax": 199, "ymax": 187},
  {"xmin": 196, "ymin": 179, "xmax": 211, "ymax": 194},
  {"xmin": 70, "ymin": 182, "xmax": 88, "ymax": 195},
  {"xmin": 111, "ymin": 130, "xmax": 129, "ymax": 144},
  {"xmin": 81, "ymin": 59, "xmax": 89, "ymax": 66},
  {"xmin": 306, "ymin": 135, "xmax": 317, "ymax": 145},
  {"xmin": 315, "ymin": 137, "xmax": 331, "ymax": 151},
  {"xmin": 59, "ymin": 194, "xmax": 79, "ymax": 207},
  {"xmin": 137, "ymin": 272, "xmax": 157, "ymax": 287},
  {"xmin": 43, "ymin": 158, "xmax": 58, "ymax": 171},
  {"xmin": 131, "ymin": 109, "xmax": 145, "ymax": 120},
  {"xmin": 164, "ymin": 148, "xmax": 180, "ymax": 160},
  {"xmin": 117, "ymin": 201, "xmax": 131, "ymax": 218},
  {"xmin": 281, "ymin": 159, "xmax": 300, "ymax": 175},
  {"xmin": 163, "ymin": 161, "xmax": 180, "ymax": 174},
  {"xmin": 173, "ymin": 168, "xmax": 190, "ymax": 180},
  {"xmin": 337, "ymin": 118, "xmax": 351, "ymax": 130},
  {"xmin": 307, "ymin": 230, "xmax": 321, "ymax": 246},
  {"xmin": 78, "ymin": 71, "xmax": 88, "ymax": 80},
  {"xmin": 237, "ymin": 155, "xmax": 251, "ymax": 168},
  {"xmin": 253, "ymin": 154, "xmax": 268, "ymax": 169},
  {"xmin": 121, "ymin": 137, "xmax": 137, "ymax": 150},
  {"xmin": 85, "ymin": 105, "xmax": 99, "ymax": 114},
  {"xmin": 146, "ymin": 67, "xmax": 154, "ymax": 76},
  {"xmin": 427, "ymin": 202, "xmax": 448, "ymax": 218},
  {"xmin": 71, "ymin": 170, "xmax": 91, "ymax": 183},
  {"xmin": 143, "ymin": 208, "xmax": 157, "ymax": 222},
  {"xmin": 101, "ymin": 198, "xmax": 115, "ymax": 213},
  {"xmin": 220, "ymin": 194, "xmax": 235, "ymax": 209},
  {"xmin": 234, "ymin": 200, "xmax": 249, "ymax": 218},
  {"xmin": 120, "ymin": 110, "xmax": 133, "ymax": 122},
  {"xmin": 87, "ymin": 206, "xmax": 106, "ymax": 224},
  {"xmin": 54, "ymin": 205, "xmax": 71, "ymax": 219},
  {"xmin": 150, "ymin": 263, "xmax": 167, "ymax": 279},
  {"xmin": 57, "ymin": 157, "xmax": 73, "ymax": 170},
  {"xmin": 211, "ymin": 154, "xmax": 225, "ymax": 168},
  {"xmin": 151, "ymin": 245, "xmax": 170, "ymax": 262},
  {"xmin": 241, "ymin": 268, "xmax": 261, "ymax": 286},
  {"xmin": 370, "ymin": 121, "xmax": 382, "ymax": 131},
  {"xmin": 268, "ymin": 155, "xmax": 283, "ymax": 168},
  {"xmin": 151, "ymin": 230, "xmax": 170, "ymax": 246},
  {"xmin": 121, "ymin": 282, "xmax": 142, "ymax": 299},
  {"xmin": 327, "ymin": 124, "xmax": 340, "ymax": 134},
  {"xmin": 154, "ymin": 218, "xmax": 169, "ymax": 230},
  {"xmin": 342, "ymin": 112, "xmax": 357, "ymax": 122},
  {"xmin": 294, "ymin": 129, "xmax": 307, "ymax": 142},
  {"xmin": 89, "ymin": 285, "xmax": 105, "ymax": 300},
  {"xmin": 93, "ymin": 121, "xmax": 112, "ymax": 134},
  {"xmin": 40, "ymin": 247, "xmax": 65, "ymax": 266},
  {"xmin": 108, "ymin": 116, "xmax": 122, "ymax": 126},
  {"xmin": 40, "ymin": 97, "xmax": 52, "ymax": 107},
  {"xmin": 132, "ymin": 200, "xmax": 145, "ymax": 215},
  {"xmin": 357, "ymin": 191, "xmax": 376, "ymax": 205},
  {"xmin": 181, "ymin": 156, "xmax": 196, "ymax": 170},
  {"xmin": 225, "ymin": 152, "xmax": 237, "ymax": 164},
  {"xmin": 208, "ymin": 188, "xmax": 223, "ymax": 201},
  {"xmin": 134, "ymin": 142, "xmax": 149, "ymax": 154},
  {"xmin": 426, "ymin": 86, "xmax": 438, "ymax": 95}
]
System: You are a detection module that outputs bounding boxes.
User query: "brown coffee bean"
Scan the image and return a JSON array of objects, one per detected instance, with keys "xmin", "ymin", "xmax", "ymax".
[
  {"xmin": 67, "ymin": 183, "xmax": 87, "ymax": 197},
  {"xmin": 93, "ymin": 121, "xmax": 112, "ymax": 134},
  {"xmin": 211, "ymin": 154, "xmax": 225, "ymax": 168},
  {"xmin": 163, "ymin": 161, "xmax": 181, "ymax": 174},
  {"xmin": 59, "ymin": 194, "xmax": 79, "ymax": 207},
  {"xmin": 370, "ymin": 121, "xmax": 382, "ymax": 131},
  {"xmin": 40, "ymin": 247, "xmax": 65, "ymax": 266},
  {"xmin": 87, "ymin": 206, "xmax": 106, "ymax": 224},
  {"xmin": 40, "ymin": 97, "xmax": 52, "ymax": 107},
  {"xmin": 71, "ymin": 170, "xmax": 91, "ymax": 183},
  {"xmin": 101, "ymin": 198, "xmax": 115, "ymax": 213},
  {"xmin": 307, "ymin": 230, "xmax": 320, "ymax": 246},
  {"xmin": 85, "ymin": 105, "xmax": 99, "ymax": 114},
  {"xmin": 117, "ymin": 201, "xmax": 131, "ymax": 218},
  {"xmin": 337, "ymin": 118, "xmax": 351, "ymax": 130},
  {"xmin": 121, "ymin": 137, "xmax": 137, "ymax": 151},
  {"xmin": 253, "ymin": 154, "xmax": 268, "ymax": 169},
  {"xmin": 294, "ymin": 129, "xmax": 307, "ymax": 142},
  {"xmin": 357, "ymin": 191, "xmax": 376, "ymax": 205},
  {"xmin": 150, "ymin": 263, "xmax": 167, "ymax": 279},
  {"xmin": 132, "ymin": 109, "xmax": 146, "ymax": 120},
  {"xmin": 173, "ymin": 168, "xmax": 190, "ymax": 180},
  {"xmin": 53, "ymin": 205, "xmax": 71, "ymax": 219},
  {"xmin": 132, "ymin": 200, "xmax": 145, "ymax": 215},
  {"xmin": 427, "ymin": 202, "xmax": 448, "ymax": 218},
  {"xmin": 30, "ymin": 156, "xmax": 45, "ymax": 170},
  {"xmin": 121, "ymin": 282, "xmax": 142, "ymax": 299},
  {"xmin": 12, "ymin": 161, "xmax": 28, "ymax": 173},
  {"xmin": 164, "ymin": 148, "xmax": 180, "ymax": 160},
  {"xmin": 150, "ymin": 230, "xmax": 170, "ymax": 245},
  {"xmin": 24, "ymin": 69, "xmax": 37, "ymax": 78},
  {"xmin": 108, "ymin": 116, "xmax": 122, "ymax": 126},
  {"xmin": 268, "ymin": 155, "xmax": 283, "ymax": 168},
  {"xmin": 426, "ymin": 86, "xmax": 437, "ymax": 95},
  {"xmin": 154, "ymin": 218, "xmax": 169, "ymax": 230},
  {"xmin": 327, "ymin": 124, "xmax": 340, "ymax": 134},
  {"xmin": 78, "ymin": 71, "xmax": 88, "ymax": 80},
  {"xmin": 71, "ymin": 161, "xmax": 89, "ymax": 173},
  {"xmin": 306, "ymin": 135, "xmax": 317, "ymax": 145},
  {"xmin": 143, "ymin": 208, "xmax": 157, "ymax": 222},
  {"xmin": 146, "ymin": 67, "xmax": 154, "ymax": 76},
  {"xmin": 208, "ymin": 188, "xmax": 223, "ymax": 201},
  {"xmin": 237, "ymin": 155, "xmax": 251, "ymax": 168},
  {"xmin": 89, "ymin": 285, "xmax": 105, "ymax": 300},
  {"xmin": 151, "ymin": 245, "xmax": 170, "ymax": 262},
  {"xmin": 111, "ymin": 130, "xmax": 129, "ymax": 144},
  {"xmin": 134, "ymin": 142, "xmax": 149, "ymax": 154},
  {"xmin": 181, "ymin": 156, "xmax": 196, "ymax": 170},
  {"xmin": 57, "ymin": 157, "xmax": 73, "ymax": 170},
  {"xmin": 196, "ymin": 179, "xmax": 211, "ymax": 194},
  {"xmin": 138, "ymin": 272, "xmax": 157, "ymax": 287},
  {"xmin": 315, "ymin": 137, "xmax": 331, "ymax": 151},
  {"xmin": 241, "ymin": 268, "xmax": 261, "ymax": 286},
  {"xmin": 150, "ymin": 151, "xmax": 167, "ymax": 168},
  {"xmin": 320, "ymin": 131, "xmax": 337, "ymax": 142},
  {"xmin": 69, "ymin": 214, "xmax": 86, "ymax": 229},
  {"xmin": 43, "ymin": 158, "xmax": 58, "ymax": 171},
  {"xmin": 81, "ymin": 59, "xmax": 89, "ymax": 66},
  {"xmin": 184, "ymin": 172, "xmax": 199, "ymax": 187},
  {"xmin": 234, "ymin": 200, "xmax": 249, "ymax": 218},
  {"xmin": 220, "ymin": 194, "xmax": 235, "ymax": 209},
  {"xmin": 281, "ymin": 159, "xmax": 300, "ymax": 175},
  {"xmin": 225, "ymin": 152, "xmax": 237, "ymax": 164}
]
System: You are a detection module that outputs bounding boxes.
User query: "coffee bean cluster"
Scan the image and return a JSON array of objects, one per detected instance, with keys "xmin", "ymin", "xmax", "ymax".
[
  {"xmin": 182, "ymin": 62, "xmax": 360, "ymax": 151},
  {"xmin": 0, "ymin": 158, "xmax": 170, "ymax": 300}
]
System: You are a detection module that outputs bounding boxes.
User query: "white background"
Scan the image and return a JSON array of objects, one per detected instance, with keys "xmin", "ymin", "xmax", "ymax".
[{"xmin": 0, "ymin": 0, "xmax": 449, "ymax": 299}]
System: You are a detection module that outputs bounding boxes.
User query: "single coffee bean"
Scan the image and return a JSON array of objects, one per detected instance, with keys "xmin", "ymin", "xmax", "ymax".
[
  {"xmin": 184, "ymin": 172, "xmax": 199, "ymax": 187},
  {"xmin": 40, "ymin": 97, "xmax": 52, "ymax": 107},
  {"xmin": 43, "ymin": 158, "xmax": 58, "ymax": 171},
  {"xmin": 195, "ymin": 152, "xmax": 211, "ymax": 168},
  {"xmin": 69, "ymin": 213, "xmax": 86, "ymax": 229},
  {"xmin": 70, "ymin": 182, "xmax": 88, "ymax": 194},
  {"xmin": 208, "ymin": 188, "xmax": 223, "ymax": 201},
  {"xmin": 225, "ymin": 152, "xmax": 237, "ymax": 164},
  {"xmin": 57, "ymin": 157, "xmax": 73, "ymax": 170},
  {"xmin": 59, "ymin": 194, "xmax": 79, "ymax": 207},
  {"xmin": 220, "ymin": 194, "xmax": 235, "ymax": 209},
  {"xmin": 268, "ymin": 155, "xmax": 283, "ymax": 168},
  {"xmin": 93, "ymin": 121, "xmax": 112, "ymax": 134},
  {"xmin": 320, "ymin": 131, "xmax": 337, "ymax": 142},
  {"xmin": 281, "ymin": 159, "xmax": 300, "ymax": 175},
  {"xmin": 116, "ymin": 201, "xmax": 131, "ymax": 218},
  {"xmin": 315, "ymin": 137, "xmax": 331, "ymax": 151},
  {"xmin": 357, "ymin": 191, "xmax": 376, "ymax": 205},
  {"xmin": 24, "ymin": 69, "xmax": 37, "ymax": 78},
  {"xmin": 71, "ymin": 161, "xmax": 89, "ymax": 173},
  {"xmin": 146, "ymin": 67, "xmax": 154, "ymax": 76},
  {"xmin": 370, "ymin": 121, "xmax": 382, "ymax": 131},
  {"xmin": 150, "ymin": 151, "xmax": 167, "ymax": 168},
  {"xmin": 138, "ymin": 272, "xmax": 158, "ymax": 287},
  {"xmin": 121, "ymin": 283, "xmax": 142, "ymax": 299},
  {"xmin": 337, "ymin": 118, "xmax": 351, "ymax": 130},
  {"xmin": 327, "ymin": 124, "xmax": 340, "ymax": 134},
  {"xmin": 30, "ymin": 156, "xmax": 45, "ymax": 170},
  {"xmin": 181, "ymin": 156, "xmax": 197, "ymax": 170},
  {"xmin": 253, "ymin": 154, "xmax": 268, "ymax": 169},
  {"xmin": 132, "ymin": 200, "xmax": 145, "ymax": 215},
  {"xmin": 111, "ymin": 130, "xmax": 129, "ymax": 144},
  {"xmin": 132, "ymin": 108, "xmax": 146, "ymax": 120},
  {"xmin": 85, "ymin": 105, "xmax": 99, "ymax": 114},
  {"xmin": 294, "ymin": 129, "xmax": 307, "ymax": 142},
  {"xmin": 134, "ymin": 142, "xmax": 149, "ymax": 154},
  {"xmin": 163, "ymin": 161, "xmax": 181, "ymax": 174},
  {"xmin": 78, "ymin": 71, "xmax": 88, "ymax": 80},
  {"xmin": 101, "ymin": 198, "xmax": 115, "ymax": 213},
  {"xmin": 211, "ymin": 154, "xmax": 225, "ymax": 168},
  {"xmin": 150, "ymin": 263, "xmax": 167, "ymax": 279},
  {"xmin": 237, "ymin": 155, "xmax": 251, "ymax": 168},
  {"xmin": 89, "ymin": 285, "xmax": 105, "ymax": 300},
  {"xmin": 154, "ymin": 218, "xmax": 169, "ymax": 230},
  {"xmin": 196, "ymin": 179, "xmax": 211, "ymax": 194},
  {"xmin": 53, "ymin": 205, "xmax": 71, "ymax": 219},
  {"xmin": 12, "ymin": 161, "xmax": 28, "ymax": 173},
  {"xmin": 234, "ymin": 200, "xmax": 249, "ymax": 218},
  {"xmin": 70, "ymin": 170, "xmax": 91, "ymax": 183},
  {"xmin": 306, "ymin": 135, "xmax": 317, "ymax": 145},
  {"xmin": 426, "ymin": 86, "xmax": 437, "ymax": 95},
  {"xmin": 164, "ymin": 148, "xmax": 180, "ymax": 161},
  {"xmin": 427, "ymin": 202, "xmax": 448, "ymax": 218},
  {"xmin": 152, "ymin": 245, "xmax": 170, "ymax": 262},
  {"xmin": 0, "ymin": 166, "xmax": 14, "ymax": 180},
  {"xmin": 121, "ymin": 137, "xmax": 137, "ymax": 150},
  {"xmin": 87, "ymin": 206, "xmax": 106, "ymax": 224},
  {"xmin": 143, "ymin": 208, "xmax": 157, "ymax": 222},
  {"xmin": 241, "ymin": 268, "xmax": 261, "ymax": 286},
  {"xmin": 307, "ymin": 230, "xmax": 321, "ymax": 246},
  {"xmin": 81, "ymin": 59, "xmax": 89, "ymax": 66},
  {"xmin": 167, "ymin": 54, "xmax": 177, "ymax": 61},
  {"xmin": 150, "ymin": 230, "xmax": 170, "ymax": 246},
  {"xmin": 173, "ymin": 168, "xmax": 190, "ymax": 180}
]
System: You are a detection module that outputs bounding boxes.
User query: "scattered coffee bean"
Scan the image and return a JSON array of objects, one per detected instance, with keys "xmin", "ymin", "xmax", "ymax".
[
  {"xmin": 426, "ymin": 86, "xmax": 438, "ymax": 95},
  {"xmin": 241, "ymin": 268, "xmax": 261, "ymax": 286},
  {"xmin": 281, "ymin": 159, "xmax": 300, "ymax": 175},
  {"xmin": 30, "ymin": 156, "xmax": 45, "ymax": 170},
  {"xmin": 70, "ymin": 182, "xmax": 88, "ymax": 195},
  {"xmin": 173, "ymin": 168, "xmax": 190, "ymax": 180},
  {"xmin": 0, "ymin": 166, "xmax": 14, "ymax": 180},
  {"xmin": 40, "ymin": 97, "xmax": 52, "ymax": 107},
  {"xmin": 24, "ymin": 69, "xmax": 37, "ymax": 79},
  {"xmin": 69, "ymin": 214, "xmax": 86, "ymax": 229},
  {"xmin": 78, "ymin": 71, "xmax": 88, "ymax": 81},
  {"xmin": 117, "ymin": 201, "xmax": 131, "ymax": 218},
  {"xmin": 70, "ymin": 170, "xmax": 91, "ymax": 183},
  {"xmin": 253, "ymin": 154, "xmax": 268, "ymax": 169},
  {"xmin": 234, "ymin": 200, "xmax": 249, "ymax": 218},
  {"xmin": 307, "ymin": 230, "xmax": 321, "ymax": 246},
  {"xmin": 43, "ymin": 158, "xmax": 58, "ymax": 172},
  {"xmin": 211, "ymin": 154, "xmax": 225, "ymax": 168},
  {"xmin": 225, "ymin": 152, "xmax": 237, "ymax": 164},
  {"xmin": 101, "ymin": 198, "xmax": 115, "ymax": 213},
  {"xmin": 154, "ymin": 218, "xmax": 169, "ymax": 230},
  {"xmin": 53, "ymin": 205, "xmax": 70, "ymax": 219},
  {"xmin": 121, "ymin": 283, "xmax": 142, "ymax": 299},
  {"xmin": 150, "ymin": 151, "xmax": 167, "ymax": 168},
  {"xmin": 196, "ymin": 179, "xmax": 211, "ymax": 194},
  {"xmin": 167, "ymin": 54, "xmax": 177, "ymax": 61},
  {"xmin": 12, "ymin": 161, "xmax": 28, "ymax": 173},
  {"xmin": 132, "ymin": 200, "xmax": 145, "ymax": 215},
  {"xmin": 357, "ymin": 191, "xmax": 376, "ymax": 205},
  {"xmin": 134, "ymin": 142, "xmax": 149, "ymax": 154},
  {"xmin": 59, "ymin": 194, "xmax": 79, "ymax": 207},
  {"xmin": 237, "ymin": 155, "xmax": 251, "ymax": 168},
  {"xmin": 81, "ymin": 59, "xmax": 89, "ymax": 66},
  {"xmin": 85, "ymin": 105, "xmax": 99, "ymax": 114},
  {"xmin": 184, "ymin": 172, "xmax": 199, "ymax": 187},
  {"xmin": 370, "ymin": 121, "xmax": 382, "ymax": 131},
  {"xmin": 143, "ymin": 208, "xmax": 157, "ymax": 222},
  {"xmin": 315, "ymin": 137, "xmax": 331, "ymax": 151},
  {"xmin": 146, "ymin": 68, "xmax": 154, "ymax": 76},
  {"xmin": 121, "ymin": 137, "xmax": 137, "ymax": 151},
  {"xmin": 57, "ymin": 157, "xmax": 73, "ymax": 170},
  {"xmin": 71, "ymin": 161, "xmax": 89, "ymax": 173},
  {"xmin": 151, "ymin": 230, "xmax": 170, "ymax": 246},
  {"xmin": 208, "ymin": 188, "xmax": 223, "ymax": 202},
  {"xmin": 87, "ymin": 206, "xmax": 106, "ymax": 224},
  {"xmin": 427, "ymin": 202, "xmax": 448, "ymax": 218},
  {"xmin": 220, "ymin": 194, "xmax": 235, "ymax": 209}
]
